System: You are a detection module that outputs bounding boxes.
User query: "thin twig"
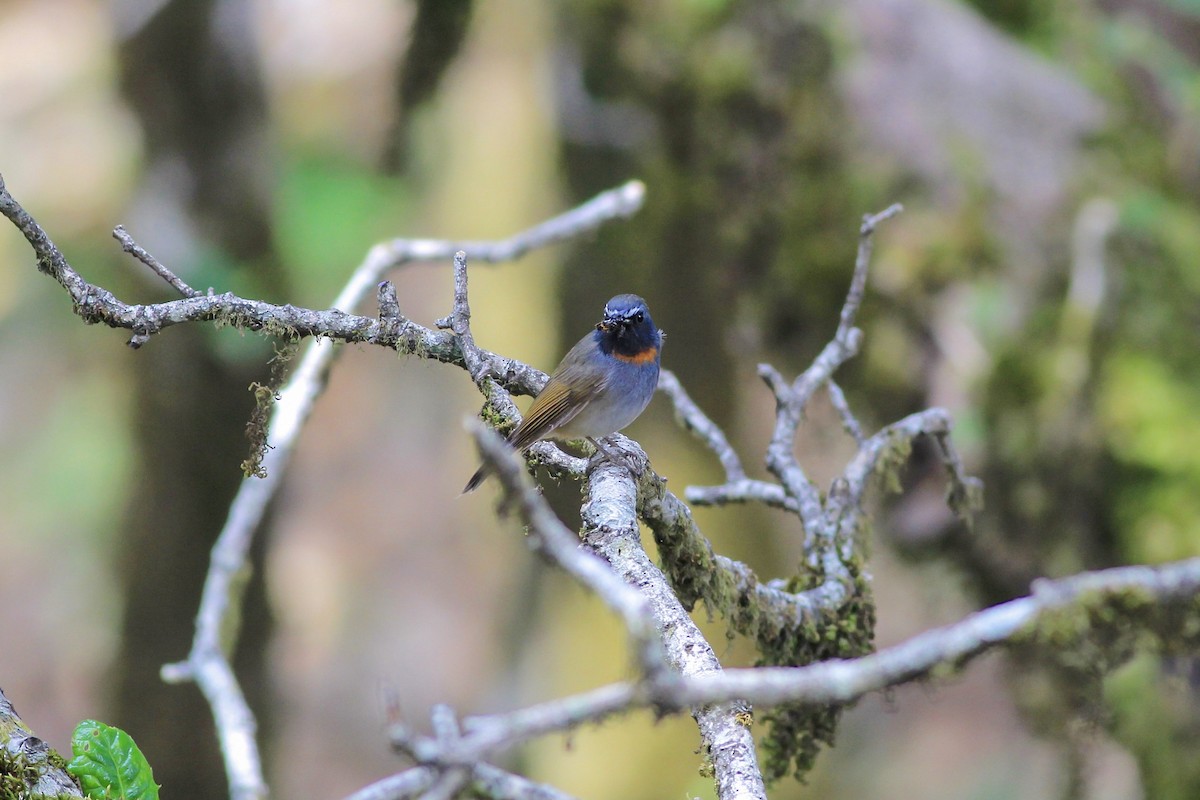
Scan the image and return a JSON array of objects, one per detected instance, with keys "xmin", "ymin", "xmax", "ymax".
[
  {"xmin": 394, "ymin": 684, "xmax": 638, "ymax": 767},
  {"xmin": 0, "ymin": 174, "xmax": 645, "ymax": 349},
  {"xmin": 835, "ymin": 203, "xmax": 902, "ymax": 342},
  {"xmin": 826, "ymin": 379, "xmax": 866, "ymax": 447},
  {"xmin": 657, "ymin": 369, "xmax": 746, "ymax": 482},
  {"xmin": 685, "ymin": 478, "xmax": 797, "ymax": 511},
  {"xmin": 469, "ymin": 421, "xmax": 666, "ymax": 679},
  {"xmin": 112, "ymin": 224, "xmax": 202, "ymax": 297},
  {"xmin": 444, "ymin": 251, "xmax": 486, "ymax": 383},
  {"xmin": 761, "ymin": 205, "xmax": 906, "ymax": 587},
  {"xmin": 343, "ymin": 765, "xmax": 580, "ymax": 800},
  {"xmin": 342, "ymin": 768, "xmax": 436, "ymax": 800},
  {"xmin": 444, "ymin": 251, "xmax": 521, "ymax": 432}
]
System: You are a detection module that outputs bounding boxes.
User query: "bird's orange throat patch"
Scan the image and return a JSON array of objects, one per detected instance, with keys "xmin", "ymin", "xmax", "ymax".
[{"xmin": 613, "ymin": 345, "xmax": 658, "ymax": 365}]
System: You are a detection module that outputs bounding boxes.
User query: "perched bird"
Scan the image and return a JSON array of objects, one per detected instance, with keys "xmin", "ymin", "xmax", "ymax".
[{"xmin": 463, "ymin": 293, "xmax": 663, "ymax": 493}]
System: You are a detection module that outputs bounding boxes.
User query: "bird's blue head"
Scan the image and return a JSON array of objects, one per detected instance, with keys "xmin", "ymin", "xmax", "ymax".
[{"xmin": 595, "ymin": 294, "xmax": 660, "ymax": 363}]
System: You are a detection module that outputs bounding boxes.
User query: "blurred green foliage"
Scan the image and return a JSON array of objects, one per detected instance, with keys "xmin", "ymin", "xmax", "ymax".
[{"xmin": 275, "ymin": 156, "xmax": 414, "ymax": 305}]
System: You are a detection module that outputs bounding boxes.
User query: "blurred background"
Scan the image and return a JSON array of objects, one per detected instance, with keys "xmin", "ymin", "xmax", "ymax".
[{"xmin": 3, "ymin": 0, "xmax": 1200, "ymax": 797}]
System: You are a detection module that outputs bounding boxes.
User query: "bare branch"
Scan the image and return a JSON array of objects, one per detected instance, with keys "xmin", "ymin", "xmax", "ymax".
[
  {"xmin": 685, "ymin": 479, "xmax": 797, "ymax": 512},
  {"xmin": 744, "ymin": 204, "xmax": 908, "ymax": 544},
  {"xmin": 657, "ymin": 369, "xmax": 747, "ymax": 482},
  {"xmin": 740, "ymin": 207, "xmax": 910, "ymax": 620},
  {"xmin": 468, "ymin": 420, "xmax": 667, "ymax": 679},
  {"xmin": 675, "ymin": 556, "xmax": 1200, "ymax": 707},
  {"xmin": 419, "ymin": 769, "xmax": 470, "ymax": 800},
  {"xmin": 442, "ymin": 251, "xmax": 527, "ymax": 438},
  {"xmin": 826, "ymin": 379, "xmax": 866, "ymax": 447},
  {"xmin": 581, "ymin": 443, "xmax": 767, "ymax": 800},
  {"xmin": 344, "ymin": 765, "xmax": 579, "ymax": 800},
  {"xmin": 113, "ymin": 224, "xmax": 202, "ymax": 297},
  {"xmin": 342, "ymin": 768, "xmax": 436, "ymax": 800},
  {"xmin": 835, "ymin": 203, "xmax": 903, "ymax": 342},
  {"xmin": 466, "ymin": 765, "xmax": 581, "ymax": 800},
  {"xmin": 443, "ymin": 251, "xmax": 487, "ymax": 384},
  {"xmin": 766, "ymin": 208, "xmax": 904, "ymax": 507},
  {"xmin": 406, "ymin": 684, "xmax": 638, "ymax": 767},
  {"xmin": 0, "ymin": 173, "xmax": 645, "ymax": 349},
  {"xmin": 381, "ymin": 556, "xmax": 1200, "ymax": 760}
]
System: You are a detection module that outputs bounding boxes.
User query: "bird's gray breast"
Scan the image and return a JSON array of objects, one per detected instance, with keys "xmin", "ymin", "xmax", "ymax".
[{"xmin": 559, "ymin": 355, "xmax": 659, "ymax": 439}]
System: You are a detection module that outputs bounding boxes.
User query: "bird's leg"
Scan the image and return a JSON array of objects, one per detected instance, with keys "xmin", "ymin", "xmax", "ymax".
[{"xmin": 586, "ymin": 437, "xmax": 644, "ymax": 476}]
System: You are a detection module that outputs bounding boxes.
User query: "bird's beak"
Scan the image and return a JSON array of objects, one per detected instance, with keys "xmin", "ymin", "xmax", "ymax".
[{"xmin": 597, "ymin": 319, "xmax": 615, "ymax": 332}]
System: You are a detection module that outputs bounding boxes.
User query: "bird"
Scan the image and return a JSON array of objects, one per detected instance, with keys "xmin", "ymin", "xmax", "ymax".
[{"xmin": 463, "ymin": 293, "xmax": 663, "ymax": 493}]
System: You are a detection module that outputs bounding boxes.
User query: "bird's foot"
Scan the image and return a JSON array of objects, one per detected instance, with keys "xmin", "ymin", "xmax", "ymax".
[{"xmin": 587, "ymin": 437, "xmax": 645, "ymax": 477}]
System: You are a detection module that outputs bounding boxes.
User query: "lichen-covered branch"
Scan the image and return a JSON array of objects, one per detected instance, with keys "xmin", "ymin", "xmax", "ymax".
[
  {"xmin": 653, "ymin": 208, "xmax": 916, "ymax": 627},
  {"xmin": 394, "ymin": 426, "xmax": 772, "ymax": 799},
  {"xmin": 447, "ymin": 422, "xmax": 764, "ymax": 798},
  {"xmin": 0, "ymin": 686, "xmax": 83, "ymax": 798},
  {"xmin": 676, "ymin": 556, "xmax": 1200, "ymax": 706},
  {"xmin": 353, "ymin": 556, "xmax": 1200, "ymax": 792},
  {"xmin": 581, "ymin": 443, "xmax": 766, "ymax": 800},
  {"xmin": 657, "ymin": 370, "xmax": 747, "ymax": 483},
  {"xmin": 0, "ymin": 172, "xmax": 644, "ymax": 350},
  {"xmin": 469, "ymin": 422, "xmax": 666, "ymax": 678},
  {"xmin": 650, "ymin": 204, "xmax": 978, "ymax": 779}
]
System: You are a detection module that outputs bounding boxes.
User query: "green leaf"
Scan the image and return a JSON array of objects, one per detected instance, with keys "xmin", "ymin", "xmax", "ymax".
[{"xmin": 67, "ymin": 720, "xmax": 160, "ymax": 800}]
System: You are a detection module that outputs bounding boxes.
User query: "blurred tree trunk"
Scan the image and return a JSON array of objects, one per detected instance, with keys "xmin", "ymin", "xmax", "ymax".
[
  {"xmin": 546, "ymin": 1, "xmax": 859, "ymax": 598},
  {"xmin": 109, "ymin": 1, "xmax": 285, "ymax": 797},
  {"xmin": 554, "ymin": 0, "xmax": 858, "ymax": 429}
]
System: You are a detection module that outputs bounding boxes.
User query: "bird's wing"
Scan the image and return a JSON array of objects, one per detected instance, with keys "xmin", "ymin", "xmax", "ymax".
[{"xmin": 508, "ymin": 337, "xmax": 608, "ymax": 452}]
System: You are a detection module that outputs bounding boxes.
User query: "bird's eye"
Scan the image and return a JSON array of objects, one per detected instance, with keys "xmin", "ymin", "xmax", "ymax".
[{"xmin": 633, "ymin": 311, "xmax": 644, "ymax": 324}]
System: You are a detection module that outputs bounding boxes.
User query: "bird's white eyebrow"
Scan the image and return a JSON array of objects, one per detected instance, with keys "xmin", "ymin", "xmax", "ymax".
[{"xmin": 604, "ymin": 304, "xmax": 643, "ymax": 319}]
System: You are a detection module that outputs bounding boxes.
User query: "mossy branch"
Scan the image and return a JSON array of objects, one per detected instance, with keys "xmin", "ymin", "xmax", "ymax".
[{"xmin": 0, "ymin": 687, "xmax": 82, "ymax": 799}]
